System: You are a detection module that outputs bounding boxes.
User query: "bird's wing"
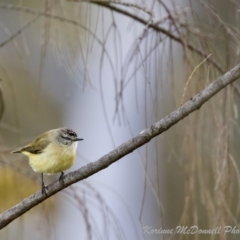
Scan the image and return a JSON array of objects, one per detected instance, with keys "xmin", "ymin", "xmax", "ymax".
[{"xmin": 12, "ymin": 133, "xmax": 50, "ymax": 154}]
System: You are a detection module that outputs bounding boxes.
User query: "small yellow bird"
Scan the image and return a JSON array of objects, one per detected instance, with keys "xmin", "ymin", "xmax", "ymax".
[{"xmin": 12, "ymin": 128, "xmax": 83, "ymax": 195}]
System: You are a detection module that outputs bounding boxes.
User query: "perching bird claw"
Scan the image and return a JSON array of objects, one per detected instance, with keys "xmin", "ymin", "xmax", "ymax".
[
  {"xmin": 59, "ymin": 171, "xmax": 64, "ymax": 185},
  {"xmin": 41, "ymin": 183, "xmax": 48, "ymax": 196}
]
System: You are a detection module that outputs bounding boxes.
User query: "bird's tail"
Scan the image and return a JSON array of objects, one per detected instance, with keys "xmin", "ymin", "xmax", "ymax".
[{"xmin": 11, "ymin": 149, "xmax": 22, "ymax": 154}]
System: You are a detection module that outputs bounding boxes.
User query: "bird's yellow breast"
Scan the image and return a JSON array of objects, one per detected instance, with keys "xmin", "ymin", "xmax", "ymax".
[{"xmin": 22, "ymin": 142, "xmax": 77, "ymax": 174}]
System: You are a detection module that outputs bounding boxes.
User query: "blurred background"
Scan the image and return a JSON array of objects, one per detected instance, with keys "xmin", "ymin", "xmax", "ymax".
[{"xmin": 0, "ymin": 0, "xmax": 240, "ymax": 239}]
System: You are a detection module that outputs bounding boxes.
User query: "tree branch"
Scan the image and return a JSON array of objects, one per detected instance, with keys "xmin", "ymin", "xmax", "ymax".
[
  {"xmin": 0, "ymin": 3, "xmax": 224, "ymax": 73},
  {"xmin": 87, "ymin": 1, "xmax": 225, "ymax": 73},
  {"xmin": 0, "ymin": 63, "xmax": 240, "ymax": 229}
]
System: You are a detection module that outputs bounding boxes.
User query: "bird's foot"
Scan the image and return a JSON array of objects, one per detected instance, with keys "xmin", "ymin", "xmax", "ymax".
[
  {"xmin": 41, "ymin": 183, "xmax": 48, "ymax": 196},
  {"xmin": 59, "ymin": 172, "xmax": 64, "ymax": 185}
]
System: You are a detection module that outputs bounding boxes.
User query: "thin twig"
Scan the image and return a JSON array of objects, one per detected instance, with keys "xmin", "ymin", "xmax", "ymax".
[
  {"xmin": 180, "ymin": 53, "xmax": 212, "ymax": 106},
  {"xmin": 0, "ymin": 2, "xmax": 57, "ymax": 49},
  {"xmin": 0, "ymin": 3, "xmax": 224, "ymax": 73},
  {"xmin": 86, "ymin": 1, "xmax": 224, "ymax": 73}
]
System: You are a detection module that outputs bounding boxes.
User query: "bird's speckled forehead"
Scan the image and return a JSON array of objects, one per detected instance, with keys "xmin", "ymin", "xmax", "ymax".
[{"xmin": 61, "ymin": 128, "xmax": 77, "ymax": 137}]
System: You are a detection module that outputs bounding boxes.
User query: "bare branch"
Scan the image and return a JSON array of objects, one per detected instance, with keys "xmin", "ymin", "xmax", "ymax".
[
  {"xmin": 1, "ymin": 62, "xmax": 240, "ymax": 229},
  {"xmin": 0, "ymin": 3, "xmax": 224, "ymax": 73},
  {"xmin": 87, "ymin": 1, "xmax": 224, "ymax": 73},
  {"xmin": 0, "ymin": 2, "xmax": 57, "ymax": 49}
]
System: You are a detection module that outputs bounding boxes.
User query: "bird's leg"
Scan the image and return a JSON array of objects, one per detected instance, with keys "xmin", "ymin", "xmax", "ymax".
[
  {"xmin": 59, "ymin": 171, "xmax": 64, "ymax": 185},
  {"xmin": 41, "ymin": 173, "xmax": 48, "ymax": 195}
]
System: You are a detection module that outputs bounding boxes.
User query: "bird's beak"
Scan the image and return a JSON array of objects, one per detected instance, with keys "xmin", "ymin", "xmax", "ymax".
[{"xmin": 74, "ymin": 138, "xmax": 84, "ymax": 141}]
